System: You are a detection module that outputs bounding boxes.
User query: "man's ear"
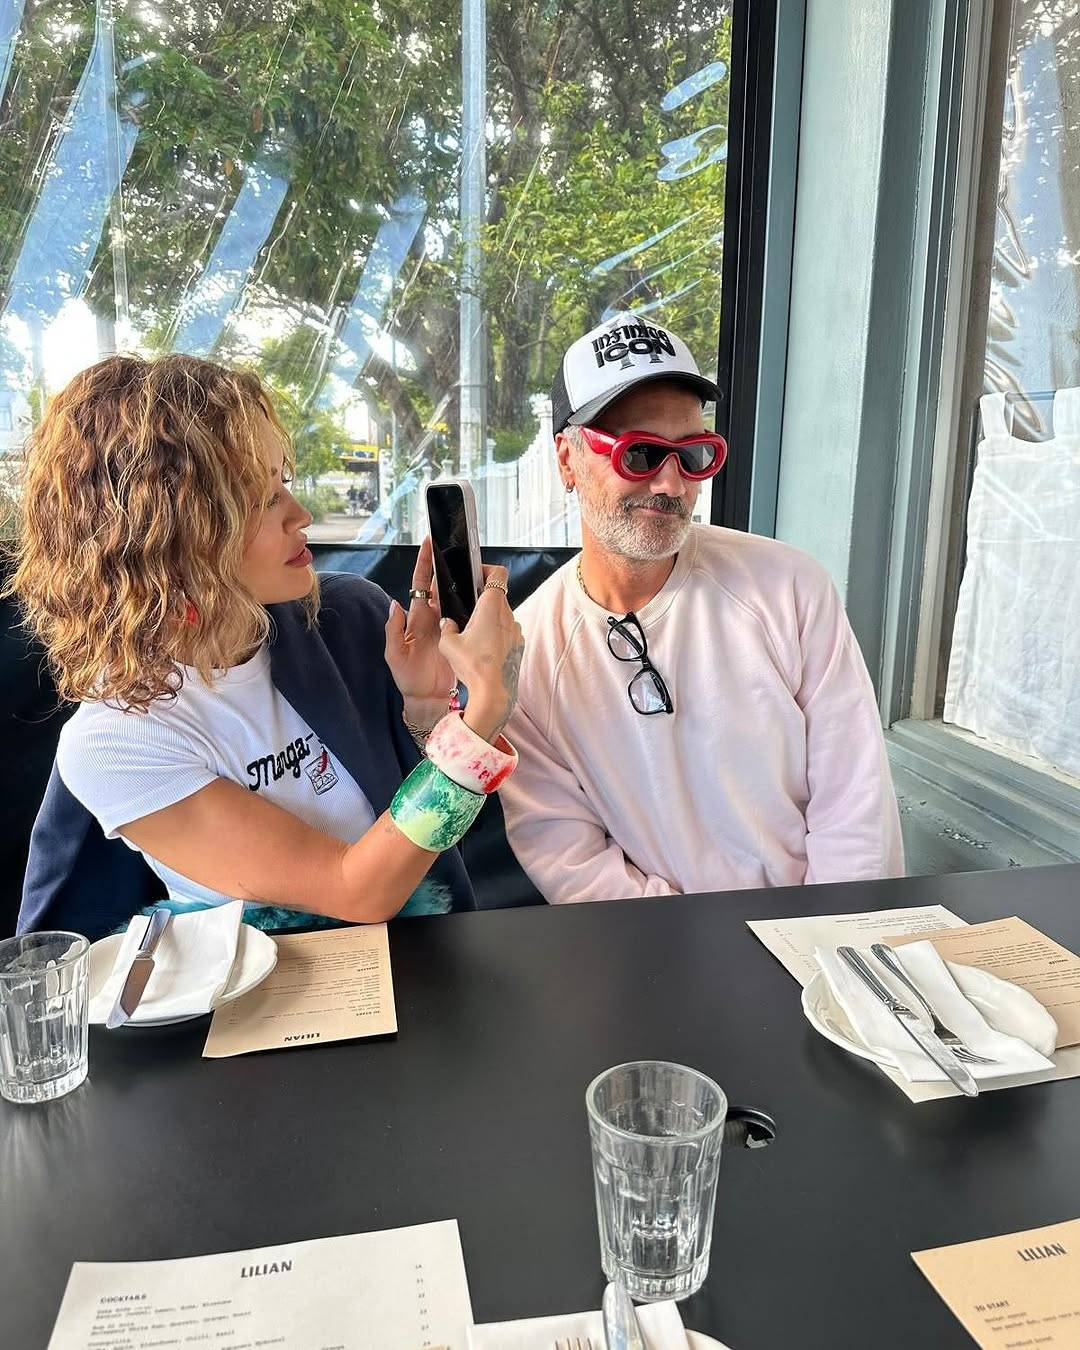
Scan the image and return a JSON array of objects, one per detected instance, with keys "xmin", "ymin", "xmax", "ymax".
[{"xmin": 554, "ymin": 430, "xmax": 575, "ymax": 488}]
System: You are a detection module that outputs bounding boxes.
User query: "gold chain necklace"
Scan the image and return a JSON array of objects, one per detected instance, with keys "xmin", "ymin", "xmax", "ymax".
[{"xmin": 575, "ymin": 554, "xmax": 590, "ymax": 601}]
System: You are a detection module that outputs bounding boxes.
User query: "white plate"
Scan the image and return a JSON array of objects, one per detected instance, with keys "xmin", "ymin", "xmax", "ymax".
[
  {"xmin": 687, "ymin": 1332, "xmax": 731, "ymax": 1349},
  {"xmin": 88, "ymin": 922, "xmax": 277, "ymax": 1027},
  {"xmin": 802, "ymin": 970, "xmax": 893, "ymax": 1065},
  {"xmin": 802, "ymin": 958, "xmax": 1057, "ymax": 1064}
]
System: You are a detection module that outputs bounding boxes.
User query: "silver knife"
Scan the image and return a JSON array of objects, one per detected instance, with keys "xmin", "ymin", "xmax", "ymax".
[
  {"xmin": 602, "ymin": 1281, "xmax": 645, "ymax": 1350},
  {"xmin": 106, "ymin": 908, "xmax": 172, "ymax": 1029},
  {"xmin": 837, "ymin": 946, "xmax": 979, "ymax": 1097},
  {"xmin": 870, "ymin": 942, "xmax": 948, "ymax": 1024}
]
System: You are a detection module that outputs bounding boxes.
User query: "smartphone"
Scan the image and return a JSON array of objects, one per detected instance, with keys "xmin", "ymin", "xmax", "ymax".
[{"xmin": 425, "ymin": 479, "xmax": 484, "ymax": 631}]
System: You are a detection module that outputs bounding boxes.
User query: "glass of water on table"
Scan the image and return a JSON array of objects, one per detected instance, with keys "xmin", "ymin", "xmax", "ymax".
[
  {"xmin": 587, "ymin": 1060, "xmax": 728, "ymax": 1302},
  {"xmin": 0, "ymin": 932, "xmax": 90, "ymax": 1105}
]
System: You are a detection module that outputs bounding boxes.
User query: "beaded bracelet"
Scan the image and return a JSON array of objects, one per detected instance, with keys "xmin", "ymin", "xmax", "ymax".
[{"xmin": 390, "ymin": 758, "xmax": 485, "ymax": 852}]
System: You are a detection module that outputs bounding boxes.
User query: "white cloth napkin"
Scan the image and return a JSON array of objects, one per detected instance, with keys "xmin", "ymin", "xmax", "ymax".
[
  {"xmin": 467, "ymin": 1299, "xmax": 690, "ymax": 1349},
  {"xmin": 815, "ymin": 940, "xmax": 1055, "ymax": 1083},
  {"xmin": 89, "ymin": 902, "xmax": 244, "ymax": 1024}
]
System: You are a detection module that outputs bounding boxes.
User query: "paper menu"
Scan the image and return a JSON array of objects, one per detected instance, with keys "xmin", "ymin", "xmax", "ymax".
[
  {"xmin": 46, "ymin": 1220, "xmax": 472, "ymax": 1350},
  {"xmin": 204, "ymin": 924, "xmax": 397, "ymax": 1059},
  {"xmin": 746, "ymin": 904, "xmax": 967, "ymax": 987},
  {"xmin": 887, "ymin": 916, "xmax": 1080, "ymax": 1048},
  {"xmin": 913, "ymin": 1218, "xmax": 1080, "ymax": 1348}
]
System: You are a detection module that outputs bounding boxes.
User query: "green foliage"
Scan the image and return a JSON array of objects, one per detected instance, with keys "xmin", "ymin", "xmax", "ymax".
[
  {"xmin": 294, "ymin": 483, "xmax": 343, "ymax": 523},
  {"xmin": 261, "ymin": 376, "xmax": 345, "ymax": 488},
  {"xmin": 0, "ymin": 0, "xmax": 732, "ymax": 465},
  {"xmin": 490, "ymin": 426, "xmax": 533, "ymax": 463}
]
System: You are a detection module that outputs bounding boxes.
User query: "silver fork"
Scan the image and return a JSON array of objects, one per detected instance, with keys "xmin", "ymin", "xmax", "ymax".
[
  {"xmin": 554, "ymin": 1340, "xmax": 595, "ymax": 1350},
  {"xmin": 870, "ymin": 943, "xmax": 997, "ymax": 1065}
]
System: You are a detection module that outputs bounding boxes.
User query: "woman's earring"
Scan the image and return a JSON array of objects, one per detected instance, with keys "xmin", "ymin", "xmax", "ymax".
[
  {"xmin": 184, "ymin": 600, "xmax": 199, "ymax": 626},
  {"xmin": 565, "ymin": 480, "xmax": 575, "ymax": 494}
]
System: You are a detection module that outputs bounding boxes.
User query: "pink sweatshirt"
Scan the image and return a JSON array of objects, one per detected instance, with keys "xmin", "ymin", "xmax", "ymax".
[{"xmin": 500, "ymin": 525, "xmax": 904, "ymax": 903}]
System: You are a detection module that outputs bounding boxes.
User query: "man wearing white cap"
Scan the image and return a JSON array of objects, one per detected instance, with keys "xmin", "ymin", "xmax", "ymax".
[{"xmin": 499, "ymin": 314, "xmax": 904, "ymax": 902}]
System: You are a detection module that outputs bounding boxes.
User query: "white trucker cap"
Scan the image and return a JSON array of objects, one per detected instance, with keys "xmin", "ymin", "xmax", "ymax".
[{"xmin": 551, "ymin": 312, "xmax": 720, "ymax": 435}]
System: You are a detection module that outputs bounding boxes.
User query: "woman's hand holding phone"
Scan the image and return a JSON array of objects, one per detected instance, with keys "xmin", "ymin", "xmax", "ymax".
[
  {"xmin": 384, "ymin": 536, "xmax": 457, "ymax": 732},
  {"xmin": 385, "ymin": 540, "xmax": 523, "ymax": 744},
  {"xmin": 438, "ymin": 564, "xmax": 523, "ymax": 743}
]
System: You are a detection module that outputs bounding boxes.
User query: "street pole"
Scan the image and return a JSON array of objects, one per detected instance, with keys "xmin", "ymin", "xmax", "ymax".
[
  {"xmin": 99, "ymin": 0, "xmax": 129, "ymax": 349},
  {"xmin": 388, "ymin": 328, "xmax": 401, "ymax": 536},
  {"xmin": 458, "ymin": 0, "xmax": 487, "ymax": 496}
]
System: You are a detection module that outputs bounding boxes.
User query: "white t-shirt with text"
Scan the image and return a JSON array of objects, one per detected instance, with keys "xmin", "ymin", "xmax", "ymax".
[{"xmin": 56, "ymin": 645, "xmax": 376, "ymax": 909}]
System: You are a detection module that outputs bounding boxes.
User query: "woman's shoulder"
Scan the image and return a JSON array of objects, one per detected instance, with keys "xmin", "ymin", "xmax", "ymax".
[
  {"xmin": 314, "ymin": 572, "xmax": 401, "ymax": 657},
  {"xmin": 60, "ymin": 696, "xmax": 155, "ymax": 741},
  {"xmin": 55, "ymin": 691, "xmax": 206, "ymax": 812},
  {"xmin": 57, "ymin": 691, "xmax": 198, "ymax": 760},
  {"xmin": 268, "ymin": 571, "xmax": 395, "ymax": 685},
  {"xmin": 314, "ymin": 569, "xmax": 392, "ymax": 621},
  {"xmin": 265, "ymin": 571, "xmax": 391, "ymax": 654}
]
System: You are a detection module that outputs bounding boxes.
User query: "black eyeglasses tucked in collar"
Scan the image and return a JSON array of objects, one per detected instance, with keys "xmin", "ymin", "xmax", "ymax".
[{"xmin": 606, "ymin": 612, "xmax": 673, "ymax": 715}]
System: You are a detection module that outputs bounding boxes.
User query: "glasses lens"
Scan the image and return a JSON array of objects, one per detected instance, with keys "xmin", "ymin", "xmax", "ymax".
[
  {"xmin": 629, "ymin": 668, "xmax": 670, "ymax": 714},
  {"xmin": 608, "ymin": 617, "xmax": 646, "ymax": 661},
  {"xmin": 676, "ymin": 441, "xmax": 718, "ymax": 475},
  {"xmin": 619, "ymin": 442, "xmax": 664, "ymax": 476}
]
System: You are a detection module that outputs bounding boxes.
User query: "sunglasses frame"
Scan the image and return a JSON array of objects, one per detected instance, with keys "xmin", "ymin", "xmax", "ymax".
[
  {"xmin": 576, "ymin": 424, "xmax": 728, "ymax": 482},
  {"xmin": 606, "ymin": 612, "xmax": 674, "ymax": 716}
]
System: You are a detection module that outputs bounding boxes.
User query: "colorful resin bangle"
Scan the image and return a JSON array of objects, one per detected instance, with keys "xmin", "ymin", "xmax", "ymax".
[
  {"xmin": 390, "ymin": 757, "xmax": 485, "ymax": 852},
  {"xmin": 424, "ymin": 711, "xmax": 517, "ymax": 795}
]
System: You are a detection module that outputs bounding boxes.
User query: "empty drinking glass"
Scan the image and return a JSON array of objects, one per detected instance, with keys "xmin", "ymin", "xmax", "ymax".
[
  {"xmin": 0, "ymin": 932, "xmax": 89, "ymax": 1105},
  {"xmin": 587, "ymin": 1060, "xmax": 728, "ymax": 1302}
]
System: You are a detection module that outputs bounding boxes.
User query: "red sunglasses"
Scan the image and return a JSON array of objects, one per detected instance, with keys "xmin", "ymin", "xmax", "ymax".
[{"xmin": 576, "ymin": 425, "xmax": 728, "ymax": 482}]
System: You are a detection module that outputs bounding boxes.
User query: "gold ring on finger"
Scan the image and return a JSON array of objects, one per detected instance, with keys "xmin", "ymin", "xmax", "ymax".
[{"xmin": 408, "ymin": 588, "xmax": 432, "ymax": 602}]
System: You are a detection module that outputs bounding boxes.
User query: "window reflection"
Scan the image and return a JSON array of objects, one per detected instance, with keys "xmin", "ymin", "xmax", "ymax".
[
  {"xmin": 943, "ymin": 0, "xmax": 1080, "ymax": 784},
  {"xmin": 0, "ymin": 0, "xmax": 732, "ymax": 544},
  {"xmin": 982, "ymin": 0, "xmax": 1080, "ymax": 432}
]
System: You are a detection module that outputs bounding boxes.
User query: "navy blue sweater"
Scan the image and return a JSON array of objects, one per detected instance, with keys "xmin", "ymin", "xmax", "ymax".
[{"xmin": 17, "ymin": 573, "xmax": 475, "ymax": 938}]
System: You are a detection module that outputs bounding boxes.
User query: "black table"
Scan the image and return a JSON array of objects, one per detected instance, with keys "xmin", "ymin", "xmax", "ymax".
[{"xmin": 5, "ymin": 864, "xmax": 1080, "ymax": 1349}]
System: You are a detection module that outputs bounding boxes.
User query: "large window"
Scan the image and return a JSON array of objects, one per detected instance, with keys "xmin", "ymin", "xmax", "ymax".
[
  {"xmin": 938, "ymin": 0, "xmax": 1080, "ymax": 788},
  {"xmin": 0, "ymin": 0, "xmax": 732, "ymax": 545}
]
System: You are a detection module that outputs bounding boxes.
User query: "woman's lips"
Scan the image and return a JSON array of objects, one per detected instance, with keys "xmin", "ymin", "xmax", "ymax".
[{"xmin": 286, "ymin": 544, "xmax": 313, "ymax": 567}]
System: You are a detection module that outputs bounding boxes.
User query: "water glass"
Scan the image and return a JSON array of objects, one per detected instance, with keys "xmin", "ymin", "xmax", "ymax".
[
  {"xmin": 0, "ymin": 932, "xmax": 90, "ymax": 1105},
  {"xmin": 587, "ymin": 1060, "xmax": 727, "ymax": 1302}
]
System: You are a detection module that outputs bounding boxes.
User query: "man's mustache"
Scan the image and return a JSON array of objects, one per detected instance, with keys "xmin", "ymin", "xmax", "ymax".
[{"xmin": 623, "ymin": 495, "xmax": 689, "ymax": 519}]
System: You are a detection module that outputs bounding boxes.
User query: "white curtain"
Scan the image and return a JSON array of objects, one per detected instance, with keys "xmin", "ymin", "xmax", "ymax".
[{"xmin": 944, "ymin": 389, "xmax": 1080, "ymax": 777}]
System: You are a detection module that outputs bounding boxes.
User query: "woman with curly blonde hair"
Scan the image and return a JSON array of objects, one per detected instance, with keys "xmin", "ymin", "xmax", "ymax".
[{"xmin": 8, "ymin": 353, "xmax": 523, "ymax": 938}]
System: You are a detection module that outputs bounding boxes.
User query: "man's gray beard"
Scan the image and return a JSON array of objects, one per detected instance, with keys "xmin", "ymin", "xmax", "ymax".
[{"xmin": 578, "ymin": 491, "xmax": 692, "ymax": 561}]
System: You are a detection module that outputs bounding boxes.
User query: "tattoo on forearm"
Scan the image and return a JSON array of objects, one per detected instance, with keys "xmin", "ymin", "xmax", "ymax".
[{"xmin": 494, "ymin": 639, "xmax": 524, "ymax": 734}]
